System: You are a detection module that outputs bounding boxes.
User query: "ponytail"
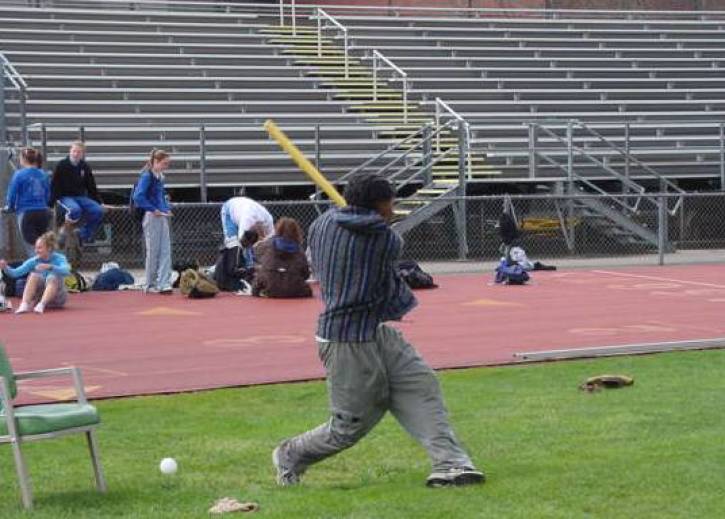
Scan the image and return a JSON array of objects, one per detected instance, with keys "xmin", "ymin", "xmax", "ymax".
[
  {"xmin": 146, "ymin": 148, "xmax": 170, "ymax": 170},
  {"xmin": 20, "ymin": 147, "xmax": 43, "ymax": 168}
]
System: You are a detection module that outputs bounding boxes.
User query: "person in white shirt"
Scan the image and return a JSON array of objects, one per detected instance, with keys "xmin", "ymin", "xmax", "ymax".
[{"xmin": 220, "ymin": 196, "xmax": 274, "ymax": 267}]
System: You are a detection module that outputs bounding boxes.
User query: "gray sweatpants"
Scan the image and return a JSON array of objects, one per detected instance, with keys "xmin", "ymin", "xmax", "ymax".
[
  {"xmin": 285, "ymin": 323, "xmax": 474, "ymax": 473},
  {"xmin": 142, "ymin": 212, "xmax": 172, "ymax": 290}
]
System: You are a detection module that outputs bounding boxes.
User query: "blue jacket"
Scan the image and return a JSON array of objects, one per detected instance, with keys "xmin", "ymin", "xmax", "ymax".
[
  {"xmin": 308, "ymin": 206, "xmax": 417, "ymax": 342},
  {"xmin": 5, "ymin": 167, "xmax": 50, "ymax": 214},
  {"xmin": 132, "ymin": 170, "xmax": 170, "ymax": 213},
  {"xmin": 3, "ymin": 252, "xmax": 71, "ymax": 280}
]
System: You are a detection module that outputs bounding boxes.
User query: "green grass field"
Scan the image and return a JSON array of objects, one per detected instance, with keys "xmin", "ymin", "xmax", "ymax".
[{"xmin": 1, "ymin": 349, "xmax": 723, "ymax": 518}]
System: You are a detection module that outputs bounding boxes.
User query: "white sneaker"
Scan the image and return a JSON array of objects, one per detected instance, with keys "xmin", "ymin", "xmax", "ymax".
[
  {"xmin": 33, "ymin": 302, "xmax": 45, "ymax": 314},
  {"xmin": 426, "ymin": 466, "xmax": 486, "ymax": 488},
  {"xmin": 235, "ymin": 280, "xmax": 253, "ymax": 296},
  {"xmin": 15, "ymin": 302, "xmax": 30, "ymax": 314}
]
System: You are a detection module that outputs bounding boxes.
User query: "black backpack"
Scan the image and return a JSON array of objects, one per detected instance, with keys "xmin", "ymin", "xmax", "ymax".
[
  {"xmin": 1, "ymin": 262, "xmax": 24, "ymax": 297},
  {"xmin": 498, "ymin": 211, "xmax": 520, "ymax": 246},
  {"xmin": 213, "ymin": 246, "xmax": 253, "ymax": 292},
  {"xmin": 397, "ymin": 260, "xmax": 437, "ymax": 290},
  {"xmin": 128, "ymin": 173, "xmax": 157, "ymax": 224}
]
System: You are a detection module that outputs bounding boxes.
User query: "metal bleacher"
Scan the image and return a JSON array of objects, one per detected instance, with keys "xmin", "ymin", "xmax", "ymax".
[{"xmin": 1, "ymin": 1, "xmax": 725, "ymax": 194}]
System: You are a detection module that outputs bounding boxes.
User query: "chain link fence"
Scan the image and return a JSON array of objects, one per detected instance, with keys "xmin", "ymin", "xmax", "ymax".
[{"xmin": 2, "ymin": 192, "xmax": 725, "ymax": 270}]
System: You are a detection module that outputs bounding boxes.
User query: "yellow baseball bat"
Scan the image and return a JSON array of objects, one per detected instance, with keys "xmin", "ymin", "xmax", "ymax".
[{"xmin": 264, "ymin": 119, "xmax": 347, "ymax": 207}]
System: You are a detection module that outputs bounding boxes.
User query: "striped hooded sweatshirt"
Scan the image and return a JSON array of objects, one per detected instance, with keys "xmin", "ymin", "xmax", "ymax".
[{"xmin": 309, "ymin": 206, "xmax": 417, "ymax": 342}]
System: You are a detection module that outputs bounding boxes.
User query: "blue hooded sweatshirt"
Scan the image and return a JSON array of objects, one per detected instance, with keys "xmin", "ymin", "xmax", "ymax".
[
  {"xmin": 132, "ymin": 170, "xmax": 170, "ymax": 213},
  {"xmin": 308, "ymin": 206, "xmax": 417, "ymax": 342},
  {"xmin": 5, "ymin": 167, "xmax": 50, "ymax": 214}
]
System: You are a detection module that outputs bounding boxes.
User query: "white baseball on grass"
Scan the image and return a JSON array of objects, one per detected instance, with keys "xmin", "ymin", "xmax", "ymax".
[{"xmin": 159, "ymin": 457, "xmax": 178, "ymax": 475}]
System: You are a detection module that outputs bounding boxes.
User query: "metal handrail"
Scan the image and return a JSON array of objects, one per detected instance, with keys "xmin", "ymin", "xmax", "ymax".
[
  {"xmin": 345, "ymin": 118, "xmax": 457, "ymax": 181},
  {"xmin": 434, "ymin": 97, "xmax": 471, "ymax": 178},
  {"xmin": 278, "ymin": 0, "xmax": 297, "ymax": 36},
  {"xmin": 315, "ymin": 9, "xmax": 348, "ymax": 79},
  {"xmin": 1, "ymin": 53, "xmax": 28, "ymax": 145},
  {"xmin": 310, "ymin": 119, "xmax": 458, "ymax": 202},
  {"xmin": 534, "ymin": 121, "xmax": 647, "ymax": 211},
  {"xmin": 573, "ymin": 120, "xmax": 686, "ymax": 215},
  {"xmin": 372, "ymin": 50, "xmax": 408, "ymax": 124}
]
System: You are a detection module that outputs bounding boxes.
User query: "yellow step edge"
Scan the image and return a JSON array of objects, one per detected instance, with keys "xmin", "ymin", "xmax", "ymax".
[
  {"xmin": 260, "ymin": 27, "xmax": 317, "ymax": 33},
  {"xmin": 397, "ymin": 200, "xmax": 429, "ymax": 205},
  {"xmin": 416, "ymin": 189, "xmax": 450, "ymax": 195}
]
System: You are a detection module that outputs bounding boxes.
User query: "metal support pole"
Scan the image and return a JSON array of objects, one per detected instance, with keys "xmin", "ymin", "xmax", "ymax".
[
  {"xmin": 422, "ymin": 123, "xmax": 432, "ymax": 186},
  {"xmin": 278, "ymin": 0, "xmax": 284, "ymax": 27},
  {"xmin": 657, "ymin": 194, "xmax": 666, "ymax": 266},
  {"xmin": 19, "ymin": 91, "xmax": 27, "ymax": 146},
  {"xmin": 314, "ymin": 124, "xmax": 321, "ymax": 200},
  {"xmin": 314, "ymin": 124, "xmax": 321, "ymax": 170},
  {"xmin": 528, "ymin": 122, "xmax": 536, "ymax": 178},
  {"xmin": 343, "ymin": 31, "xmax": 349, "ymax": 79},
  {"xmin": 456, "ymin": 122, "xmax": 469, "ymax": 260},
  {"xmin": 0, "ymin": 64, "xmax": 6, "ymax": 146},
  {"xmin": 41, "ymin": 124, "xmax": 47, "ymax": 161},
  {"xmin": 720, "ymin": 123, "xmax": 725, "ymax": 191},
  {"xmin": 372, "ymin": 53, "xmax": 377, "ymax": 102},
  {"xmin": 317, "ymin": 12, "xmax": 322, "ymax": 58},
  {"xmin": 402, "ymin": 77, "xmax": 408, "ymax": 124},
  {"xmin": 566, "ymin": 121, "xmax": 576, "ymax": 252},
  {"xmin": 199, "ymin": 125, "xmax": 207, "ymax": 203},
  {"xmin": 435, "ymin": 102, "xmax": 440, "ymax": 153},
  {"xmin": 0, "ymin": 147, "xmax": 9, "ymax": 257},
  {"xmin": 79, "ymin": 126, "xmax": 86, "ymax": 143},
  {"xmin": 567, "ymin": 120, "xmax": 574, "ymax": 192},
  {"xmin": 291, "ymin": 0, "xmax": 296, "ymax": 36},
  {"xmin": 624, "ymin": 122, "xmax": 630, "ymax": 193}
]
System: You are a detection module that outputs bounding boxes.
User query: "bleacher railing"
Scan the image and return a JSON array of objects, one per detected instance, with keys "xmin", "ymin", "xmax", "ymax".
[
  {"xmin": 315, "ymin": 8, "xmax": 348, "ymax": 79},
  {"xmin": 278, "ymin": 0, "xmax": 297, "ymax": 36},
  {"xmin": 434, "ymin": 98, "xmax": 472, "ymax": 179},
  {"xmin": 372, "ymin": 50, "xmax": 408, "ymax": 124},
  {"xmin": 0, "ymin": 53, "xmax": 28, "ymax": 146}
]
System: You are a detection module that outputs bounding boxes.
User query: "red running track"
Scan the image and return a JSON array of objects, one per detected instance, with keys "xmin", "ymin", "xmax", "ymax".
[{"xmin": 2, "ymin": 264, "xmax": 725, "ymax": 403}]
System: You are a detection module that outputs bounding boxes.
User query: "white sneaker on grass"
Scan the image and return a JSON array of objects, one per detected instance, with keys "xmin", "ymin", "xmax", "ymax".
[{"xmin": 426, "ymin": 466, "xmax": 486, "ymax": 488}]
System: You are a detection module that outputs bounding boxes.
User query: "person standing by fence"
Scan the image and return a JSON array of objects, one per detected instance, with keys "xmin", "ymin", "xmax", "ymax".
[
  {"xmin": 133, "ymin": 149, "xmax": 173, "ymax": 294},
  {"xmin": 2, "ymin": 147, "xmax": 50, "ymax": 257}
]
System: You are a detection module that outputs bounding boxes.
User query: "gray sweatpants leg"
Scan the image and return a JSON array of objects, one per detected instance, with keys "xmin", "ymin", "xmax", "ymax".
[
  {"xmin": 286, "ymin": 323, "xmax": 474, "ymax": 473},
  {"xmin": 142, "ymin": 212, "xmax": 172, "ymax": 290}
]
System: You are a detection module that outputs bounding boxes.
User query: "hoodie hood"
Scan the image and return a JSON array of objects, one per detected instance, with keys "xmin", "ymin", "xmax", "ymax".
[
  {"xmin": 333, "ymin": 206, "xmax": 388, "ymax": 234},
  {"xmin": 273, "ymin": 236, "xmax": 301, "ymax": 254}
]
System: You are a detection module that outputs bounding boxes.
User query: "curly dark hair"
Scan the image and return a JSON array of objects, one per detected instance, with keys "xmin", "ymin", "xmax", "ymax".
[{"xmin": 343, "ymin": 173, "xmax": 395, "ymax": 210}]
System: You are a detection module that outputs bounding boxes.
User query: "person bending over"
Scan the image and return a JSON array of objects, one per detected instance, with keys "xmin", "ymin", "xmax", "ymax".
[
  {"xmin": 272, "ymin": 173, "xmax": 485, "ymax": 488},
  {"xmin": 220, "ymin": 195, "xmax": 274, "ymax": 269},
  {"xmin": 0, "ymin": 231, "xmax": 70, "ymax": 314}
]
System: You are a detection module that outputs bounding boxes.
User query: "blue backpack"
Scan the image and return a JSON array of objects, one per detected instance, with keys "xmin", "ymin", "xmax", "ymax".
[{"xmin": 494, "ymin": 259, "xmax": 530, "ymax": 285}]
